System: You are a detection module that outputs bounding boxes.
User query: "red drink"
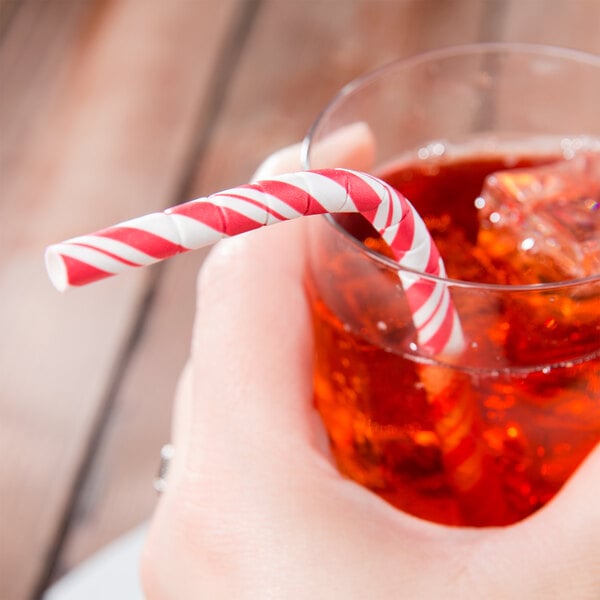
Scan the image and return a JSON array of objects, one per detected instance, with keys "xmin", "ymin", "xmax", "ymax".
[{"xmin": 306, "ymin": 154, "xmax": 600, "ymax": 526}]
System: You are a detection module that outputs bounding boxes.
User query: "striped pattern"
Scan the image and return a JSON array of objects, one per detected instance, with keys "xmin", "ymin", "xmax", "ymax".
[{"xmin": 46, "ymin": 168, "xmax": 464, "ymax": 355}]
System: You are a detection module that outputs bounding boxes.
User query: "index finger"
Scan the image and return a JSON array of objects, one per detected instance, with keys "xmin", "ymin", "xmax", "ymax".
[{"xmin": 185, "ymin": 218, "xmax": 331, "ymax": 476}]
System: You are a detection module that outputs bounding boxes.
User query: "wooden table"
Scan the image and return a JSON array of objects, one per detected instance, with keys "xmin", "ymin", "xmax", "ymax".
[{"xmin": 1, "ymin": 1, "xmax": 598, "ymax": 598}]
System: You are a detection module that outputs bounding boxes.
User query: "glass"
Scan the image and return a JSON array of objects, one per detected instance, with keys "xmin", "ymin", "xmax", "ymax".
[{"xmin": 302, "ymin": 44, "xmax": 600, "ymax": 526}]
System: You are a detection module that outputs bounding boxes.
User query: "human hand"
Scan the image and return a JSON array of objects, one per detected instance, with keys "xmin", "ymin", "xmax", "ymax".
[{"xmin": 141, "ymin": 139, "xmax": 600, "ymax": 599}]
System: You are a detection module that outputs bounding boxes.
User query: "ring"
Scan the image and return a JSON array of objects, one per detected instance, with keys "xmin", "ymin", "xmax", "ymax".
[{"xmin": 153, "ymin": 443, "xmax": 175, "ymax": 493}]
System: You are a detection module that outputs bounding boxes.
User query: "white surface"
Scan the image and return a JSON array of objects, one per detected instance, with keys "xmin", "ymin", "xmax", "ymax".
[{"xmin": 43, "ymin": 524, "xmax": 148, "ymax": 600}]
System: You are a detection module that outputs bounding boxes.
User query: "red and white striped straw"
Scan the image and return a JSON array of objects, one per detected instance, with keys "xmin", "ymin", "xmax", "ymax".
[{"xmin": 45, "ymin": 168, "xmax": 464, "ymax": 355}]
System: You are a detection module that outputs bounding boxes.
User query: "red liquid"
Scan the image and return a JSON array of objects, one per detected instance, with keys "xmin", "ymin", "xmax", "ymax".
[{"xmin": 307, "ymin": 155, "xmax": 600, "ymax": 526}]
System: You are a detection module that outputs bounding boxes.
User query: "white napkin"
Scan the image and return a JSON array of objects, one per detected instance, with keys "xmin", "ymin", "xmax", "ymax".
[{"xmin": 43, "ymin": 524, "xmax": 148, "ymax": 600}]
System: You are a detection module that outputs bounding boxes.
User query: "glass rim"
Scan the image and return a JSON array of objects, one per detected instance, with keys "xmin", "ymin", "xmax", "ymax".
[
  {"xmin": 322, "ymin": 214, "xmax": 600, "ymax": 292},
  {"xmin": 302, "ymin": 42, "xmax": 600, "ymax": 292}
]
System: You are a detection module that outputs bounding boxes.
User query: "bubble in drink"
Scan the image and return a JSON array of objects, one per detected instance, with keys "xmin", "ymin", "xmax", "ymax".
[{"xmin": 477, "ymin": 152, "xmax": 600, "ymax": 283}]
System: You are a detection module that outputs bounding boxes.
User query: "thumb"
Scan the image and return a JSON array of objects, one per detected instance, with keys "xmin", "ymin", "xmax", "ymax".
[{"xmin": 251, "ymin": 121, "xmax": 376, "ymax": 180}]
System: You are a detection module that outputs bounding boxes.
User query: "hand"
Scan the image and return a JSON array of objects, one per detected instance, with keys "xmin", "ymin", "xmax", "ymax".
[{"xmin": 141, "ymin": 140, "xmax": 600, "ymax": 599}]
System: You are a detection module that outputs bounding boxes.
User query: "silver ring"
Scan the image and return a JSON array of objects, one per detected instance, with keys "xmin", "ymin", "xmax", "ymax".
[{"xmin": 153, "ymin": 444, "xmax": 175, "ymax": 493}]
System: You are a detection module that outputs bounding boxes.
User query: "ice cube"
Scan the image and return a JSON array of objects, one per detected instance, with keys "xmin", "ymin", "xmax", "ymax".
[{"xmin": 477, "ymin": 153, "xmax": 600, "ymax": 283}]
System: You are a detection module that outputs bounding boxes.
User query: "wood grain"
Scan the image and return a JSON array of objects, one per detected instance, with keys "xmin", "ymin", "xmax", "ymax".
[
  {"xmin": 2, "ymin": 1, "xmax": 598, "ymax": 597},
  {"xmin": 51, "ymin": 248, "xmax": 212, "ymax": 581},
  {"xmin": 490, "ymin": 1, "xmax": 600, "ymax": 152},
  {"xmin": 0, "ymin": 0, "xmax": 241, "ymax": 597},
  {"xmin": 189, "ymin": 0, "xmax": 489, "ymax": 195},
  {"xmin": 501, "ymin": 0, "xmax": 600, "ymax": 50}
]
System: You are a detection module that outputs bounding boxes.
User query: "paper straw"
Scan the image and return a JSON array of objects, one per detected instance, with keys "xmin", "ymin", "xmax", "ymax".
[
  {"xmin": 45, "ymin": 166, "xmax": 507, "ymax": 517},
  {"xmin": 46, "ymin": 168, "xmax": 463, "ymax": 355}
]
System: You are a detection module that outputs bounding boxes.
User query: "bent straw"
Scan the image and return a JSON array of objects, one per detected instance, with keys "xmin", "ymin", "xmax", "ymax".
[
  {"xmin": 46, "ymin": 168, "xmax": 463, "ymax": 356},
  {"xmin": 45, "ymin": 166, "xmax": 504, "ymax": 516}
]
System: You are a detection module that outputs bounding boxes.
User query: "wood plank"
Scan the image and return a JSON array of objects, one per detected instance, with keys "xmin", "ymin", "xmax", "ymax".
[
  {"xmin": 0, "ymin": 0, "xmax": 22, "ymax": 40},
  {"xmin": 489, "ymin": 1, "xmax": 600, "ymax": 150},
  {"xmin": 52, "ymin": 248, "xmax": 212, "ymax": 582},
  {"xmin": 39, "ymin": 0, "xmax": 600, "ymax": 590},
  {"xmin": 500, "ymin": 0, "xmax": 600, "ymax": 51},
  {"xmin": 49, "ymin": 0, "xmax": 258, "ymax": 577},
  {"xmin": 50, "ymin": 0, "xmax": 490, "ymax": 581},
  {"xmin": 0, "ymin": 0, "xmax": 241, "ymax": 597},
  {"xmin": 189, "ymin": 0, "xmax": 489, "ymax": 193}
]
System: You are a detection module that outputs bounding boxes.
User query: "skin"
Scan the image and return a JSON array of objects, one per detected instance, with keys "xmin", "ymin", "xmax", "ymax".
[{"xmin": 141, "ymin": 219, "xmax": 600, "ymax": 599}]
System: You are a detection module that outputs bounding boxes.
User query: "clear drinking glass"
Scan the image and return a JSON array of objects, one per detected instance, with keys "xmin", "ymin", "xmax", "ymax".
[{"xmin": 302, "ymin": 44, "xmax": 600, "ymax": 526}]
